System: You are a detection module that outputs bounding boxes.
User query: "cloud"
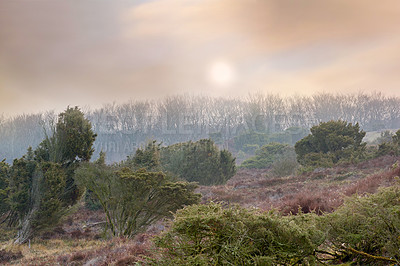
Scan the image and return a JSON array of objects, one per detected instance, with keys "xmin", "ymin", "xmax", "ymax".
[{"xmin": 0, "ymin": 0, "xmax": 400, "ymax": 115}]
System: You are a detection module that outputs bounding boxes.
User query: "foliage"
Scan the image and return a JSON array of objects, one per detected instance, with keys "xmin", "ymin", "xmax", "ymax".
[
  {"xmin": 320, "ymin": 185, "xmax": 400, "ymax": 264},
  {"xmin": 2, "ymin": 107, "xmax": 96, "ymax": 243},
  {"xmin": 234, "ymin": 131, "xmax": 270, "ymax": 154},
  {"xmin": 154, "ymin": 203, "xmax": 324, "ymax": 265},
  {"xmin": 295, "ymin": 120, "xmax": 366, "ymax": 169},
  {"xmin": 160, "ymin": 139, "xmax": 236, "ymax": 185},
  {"xmin": 35, "ymin": 107, "xmax": 97, "ymax": 164},
  {"xmin": 30, "ymin": 162, "xmax": 70, "ymax": 232},
  {"xmin": 6, "ymin": 155, "xmax": 36, "ymax": 227},
  {"xmin": 375, "ymin": 129, "xmax": 400, "ymax": 157},
  {"xmin": 270, "ymin": 155, "xmax": 299, "ymax": 177},
  {"xmin": 0, "ymin": 160, "xmax": 10, "ymax": 217},
  {"xmin": 126, "ymin": 140, "xmax": 161, "ymax": 171},
  {"xmin": 75, "ymin": 163, "xmax": 201, "ymax": 238},
  {"xmin": 240, "ymin": 142, "xmax": 297, "ymax": 172}
]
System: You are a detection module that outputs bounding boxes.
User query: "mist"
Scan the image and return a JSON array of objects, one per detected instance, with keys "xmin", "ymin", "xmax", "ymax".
[{"xmin": 1, "ymin": 0, "xmax": 400, "ymax": 116}]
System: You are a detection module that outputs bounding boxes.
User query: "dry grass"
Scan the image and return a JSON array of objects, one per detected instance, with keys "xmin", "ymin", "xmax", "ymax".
[
  {"xmin": 198, "ymin": 155, "xmax": 400, "ymax": 214},
  {"xmin": 0, "ymin": 235, "xmax": 155, "ymax": 265}
]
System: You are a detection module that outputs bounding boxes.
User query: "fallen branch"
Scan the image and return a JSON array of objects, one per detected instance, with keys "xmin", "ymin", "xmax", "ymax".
[{"xmin": 342, "ymin": 244, "xmax": 397, "ymax": 263}]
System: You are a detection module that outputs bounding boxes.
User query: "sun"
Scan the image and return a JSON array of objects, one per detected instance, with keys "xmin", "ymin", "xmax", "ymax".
[{"xmin": 208, "ymin": 61, "xmax": 234, "ymax": 86}]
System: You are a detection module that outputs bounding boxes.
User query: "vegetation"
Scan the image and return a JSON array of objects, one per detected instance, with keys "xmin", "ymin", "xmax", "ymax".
[
  {"xmin": 127, "ymin": 139, "xmax": 236, "ymax": 185},
  {"xmin": 154, "ymin": 203, "xmax": 324, "ymax": 265},
  {"xmin": 375, "ymin": 129, "xmax": 400, "ymax": 157},
  {"xmin": 75, "ymin": 157, "xmax": 201, "ymax": 238},
  {"xmin": 240, "ymin": 142, "xmax": 297, "ymax": 174},
  {"xmin": 1, "ymin": 97, "xmax": 400, "ymax": 264},
  {"xmin": 319, "ymin": 185, "xmax": 400, "ymax": 264},
  {"xmin": 295, "ymin": 120, "xmax": 366, "ymax": 169},
  {"xmin": 160, "ymin": 139, "xmax": 236, "ymax": 185},
  {"xmin": 1, "ymin": 92, "xmax": 399, "ymax": 163},
  {"xmin": 0, "ymin": 107, "xmax": 97, "ymax": 244},
  {"xmin": 157, "ymin": 181, "xmax": 400, "ymax": 265}
]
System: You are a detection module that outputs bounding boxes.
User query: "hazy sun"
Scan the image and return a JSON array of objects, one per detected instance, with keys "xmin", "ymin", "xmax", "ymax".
[{"xmin": 209, "ymin": 61, "xmax": 234, "ymax": 86}]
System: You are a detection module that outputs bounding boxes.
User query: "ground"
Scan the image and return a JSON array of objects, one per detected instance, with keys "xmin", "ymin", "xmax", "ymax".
[{"xmin": 1, "ymin": 155, "xmax": 399, "ymax": 265}]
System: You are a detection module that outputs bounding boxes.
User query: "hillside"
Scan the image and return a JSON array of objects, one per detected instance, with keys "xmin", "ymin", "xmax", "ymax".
[{"xmin": 1, "ymin": 155, "xmax": 399, "ymax": 265}]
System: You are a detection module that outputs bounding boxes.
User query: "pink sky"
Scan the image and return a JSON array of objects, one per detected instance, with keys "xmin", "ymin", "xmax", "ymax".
[{"xmin": 1, "ymin": 0, "xmax": 400, "ymax": 116}]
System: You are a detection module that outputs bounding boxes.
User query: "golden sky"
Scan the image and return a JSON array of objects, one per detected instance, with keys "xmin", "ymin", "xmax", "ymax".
[{"xmin": 1, "ymin": 0, "xmax": 400, "ymax": 116}]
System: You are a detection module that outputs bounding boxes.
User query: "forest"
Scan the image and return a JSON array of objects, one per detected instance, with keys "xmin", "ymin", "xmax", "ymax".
[
  {"xmin": 0, "ymin": 93, "xmax": 400, "ymax": 265},
  {"xmin": 1, "ymin": 92, "xmax": 400, "ymax": 163}
]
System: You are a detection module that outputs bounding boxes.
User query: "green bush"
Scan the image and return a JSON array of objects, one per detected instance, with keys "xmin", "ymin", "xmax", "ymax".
[
  {"xmin": 240, "ymin": 142, "xmax": 297, "ymax": 172},
  {"xmin": 234, "ymin": 131, "xmax": 269, "ymax": 154},
  {"xmin": 154, "ymin": 203, "xmax": 324, "ymax": 265},
  {"xmin": 160, "ymin": 139, "xmax": 236, "ymax": 185},
  {"xmin": 295, "ymin": 120, "xmax": 366, "ymax": 169},
  {"xmin": 320, "ymin": 185, "xmax": 400, "ymax": 264},
  {"xmin": 75, "ymin": 163, "xmax": 201, "ymax": 238},
  {"xmin": 125, "ymin": 139, "xmax": 236, "ymax": 186},
  {"xmin": 375, "ymin": 129, "xmax": 400, "ymax": 157}
]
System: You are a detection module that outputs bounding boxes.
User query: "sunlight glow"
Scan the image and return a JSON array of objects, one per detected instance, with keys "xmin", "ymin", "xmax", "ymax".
[{"xmin": 209, "ymin": 61, "xmax": 234, "ymax": 86}]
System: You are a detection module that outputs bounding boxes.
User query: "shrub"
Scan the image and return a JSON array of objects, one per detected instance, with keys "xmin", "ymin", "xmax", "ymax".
[
  {"xmin": 160, "ymin": 139, "xmax": 236, "ymax": 185},
  {"xmin": 375, "ymin": 129, "xmax": 400, "ymax": 157},
  {"xmin": 320, "ymin": 185, "xmax": 400, "ymax": 264},
  {"xmin": 234, "ymin": 131, "xmax": 270, "ymax": 153},
  {"xmin": 154, "ymin": 203, "xmax": 324, "ymax": 265},
  {"xmin": 240, "ymin": 142, "xmax": 297, "ymax": 171},
  {"xmin": 75, "ymin": 163, "xmax": 201, "ymax": 238},
  {"xmin": 295, "ymin": 120, "xmax": 366, "ymax": 169}
]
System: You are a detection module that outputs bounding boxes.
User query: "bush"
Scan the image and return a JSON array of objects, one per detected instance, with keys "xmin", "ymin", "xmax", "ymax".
[
  {"xmin": 321, "ymin": 185, "xmax": 400, "ymax": 264},
  {"xmin": 240, "ymin": 142, "xmax": 297, "ymax": 171},
  {"xmin": 154, "ymin": 203, "xmax": 324, "ymax": 265},
  {"xmin": 375, "ymin": 129, "xmax": 400, "ymax": 157},
  {"xmin": 234, "ymin": 131, "xmax": 270, "ymax": 153},
  {"xmin": 295, "ymin": 120, "xmax": 366, "ymax": 169},
  {"xmin": 160, "ymin": 139, "xmax": 236, "ymax": 185},
  {"xmin": 75, "ymin": 163, "xmax": 201, "ymax": 238}
]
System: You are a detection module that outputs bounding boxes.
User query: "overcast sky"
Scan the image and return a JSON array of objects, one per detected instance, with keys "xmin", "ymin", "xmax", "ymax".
[{"xmin": 1, "ymin": 0, "xmax": 400, "ymax": 116}]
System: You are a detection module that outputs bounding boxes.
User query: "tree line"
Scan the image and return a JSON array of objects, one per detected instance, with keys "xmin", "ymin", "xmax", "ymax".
[{"xmin": 1, "ymin": 92, "xmax": 400, "ymax": 163}]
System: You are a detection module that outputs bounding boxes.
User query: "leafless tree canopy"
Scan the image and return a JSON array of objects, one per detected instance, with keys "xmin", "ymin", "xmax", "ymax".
[{"xmin": 1, "ymin": 92, "xmax": 399, "ymax": 163}]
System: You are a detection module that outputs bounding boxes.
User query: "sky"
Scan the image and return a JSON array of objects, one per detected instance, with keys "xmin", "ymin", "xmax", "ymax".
[{"xmin": 1, "ymin": 0, "xmax": 400, "ymax": 116}]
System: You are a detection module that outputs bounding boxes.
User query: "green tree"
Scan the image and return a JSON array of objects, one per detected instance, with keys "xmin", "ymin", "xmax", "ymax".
[
  {"xmin": 4, "ymin": 107, "xmax": 96, "ymax": 243},
  {"xmin": 295, "ymin": 120, "xmax": 366, "ymax": 168},
  {"xmin": 0, "ymin": 160, "xmax": 10, "ymax": 218},
  {"xmin": 75, "ymin": 164, "xmax": 201, "ymax": 238}
]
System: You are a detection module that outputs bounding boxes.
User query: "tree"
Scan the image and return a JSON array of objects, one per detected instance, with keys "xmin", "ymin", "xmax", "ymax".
[
  {"xmin": 4, "ymin": 107, "xmax": 96, "ymax": 244},
  {"xmin": 295, "ymin": 120, "xmax": 366, "ymax": 168},
  {"xmin": 75, "ymin": 163, "xmax": 201, "ymax": 238},
  {"xmin": 0, "ymin": 160, "xmax": 10, "ymax": 218},
  {"xmin": 35, "ymin": 106, "xmax": 97, "ymax": 164}
]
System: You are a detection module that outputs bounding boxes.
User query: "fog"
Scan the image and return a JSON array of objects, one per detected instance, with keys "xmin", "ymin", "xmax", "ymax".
[{"xmin": 1, "ymin": 0, "xmax": 400, "ymax": 116}]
